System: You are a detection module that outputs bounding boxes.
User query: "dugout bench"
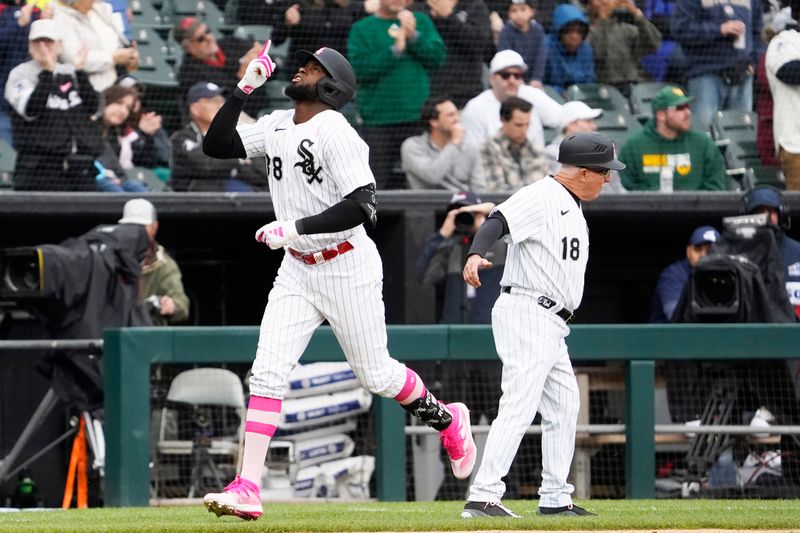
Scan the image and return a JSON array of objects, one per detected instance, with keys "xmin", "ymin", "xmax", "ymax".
[{"xmin": 103, "ymin": 324, "xmax": 800, "ymax": 507}]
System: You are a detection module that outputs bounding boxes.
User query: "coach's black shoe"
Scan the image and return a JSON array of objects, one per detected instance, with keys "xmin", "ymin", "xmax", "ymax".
[
  {"xmin": 461, "ymin": 501, "xmax": 520, "ymax": 518},
  {"xmin": 537, "ymin": 503, "xmax": 596, "ymax": 516}
]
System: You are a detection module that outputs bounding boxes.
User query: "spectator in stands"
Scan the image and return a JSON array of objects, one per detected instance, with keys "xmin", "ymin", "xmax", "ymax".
[
  {"xmin": 348, "ymin": 0, "xmax": 446, "ymax": 189},
  {"xmin": 641, "ymin": 0, "xmax": 685, "ymax": 83},
  {"xmin": 498, "ymin": 0, "xmax": 547, "ymax": 88},
  {"xmin": 103, "ymin": 82, "xmax": 169, "ymax": 174},
  {"xmin": 119, "ymin": 198, "xmax": 190, "ymax": 326},
  {"xmin": 106, "ymin": 0, "xmax": 130, "ymax": 40},
  {"xmin": 618, "ymin": 85, "xmax": 726, "ymax": 190},
  {"xmin": 416, "ymin": 0, "xmax": 492, "ymax": 108},
  {"xmin": 5, "ymin": 19, "xmax": 103, "ymax": 191},
  {"xmin": 401, "ymin": 96, "xmax": 485, "ymax": 191},
  {"xmin": 272, "ymin": 0, "xmax": 372, "ymax": 76},
  {"xmin": 237, "ymin": 0, "xmax": 297, "ymax": 26},
  {"xmin": 170, "ymin": 82, "xmax": 267, "ymax": 192},
  {"xmin": 586, "ymin": 0, "xmax": 662, "ymax": 97},
  {"xmin": 544, "ymin": 100, "xmax": 601, "ymax": 173},
  {"xmin": 461, "ymin": 49, "xmax": 562, "ymax": 150},
  {"xmin": 765, "ymin": 1, "xmax": 800, "ymax": 190},
  {"xmin": 672, "ymin": 0, "xmax": 763, "ymax": 132},
  {"xmin": 0, "ymin": 0, "xmax": 52, "ymax": 147},
  {"xmin": 650, "ymin": 225, "xmax": 720, "ymax": 322},
  {"xmin": 53, "ymin": 0, "xmax": 138, "ymax": 92},
  {"xmin": 543, "ymin": 3, "xmax": 595, "ymax": 94},
  {"xmin": 415, "ymin": 190, "xmax": 505, "ymax": 500},
  {"xmin": 417, "ymin": 191, "xmax": 502, "ymax": 322},
  {"xmin": 111, "ymin": 76, "xmax": 170, "ymax": 173},
  {"xmin": 479, "ymin": 96, "xmax": 547, "ymax": 191},
  {"xmin": 94, "ymin": 84, "xmax": 149, "ymax": 192},
  {"xmin": 174, "ymin": 16, "xmax": 268, "ymax": 117}
]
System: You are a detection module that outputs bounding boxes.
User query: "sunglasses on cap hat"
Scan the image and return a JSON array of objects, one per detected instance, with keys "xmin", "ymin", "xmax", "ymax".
[
  {"xmin": 497, "ymin": 71, "xmax": 523, "ymax": 80},
  {"xmin": 191, "ymin": 29, "xmax": 211, "ymax": 43}
]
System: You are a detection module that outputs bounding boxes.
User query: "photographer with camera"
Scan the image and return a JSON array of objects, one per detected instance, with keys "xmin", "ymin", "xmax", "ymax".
[
  {"xmin": 650, "ymin": 225, "xmax": 720, "ymax": 323},
  {"xmin": 415, "ymin": 191, "xmax": 506, "ymax": 500},
  {"xmin": 417, "ymin": 191, "xmax": 504, "ymax": 323},
  {"xmin": 118, "ymin": 198, "xmax": 190, "ymax": 326}
]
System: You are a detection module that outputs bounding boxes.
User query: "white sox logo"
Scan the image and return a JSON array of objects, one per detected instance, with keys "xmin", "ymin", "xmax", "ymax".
[{"xmin": 294, "ymin": 139, "xmax": 323, "ymax": 184}]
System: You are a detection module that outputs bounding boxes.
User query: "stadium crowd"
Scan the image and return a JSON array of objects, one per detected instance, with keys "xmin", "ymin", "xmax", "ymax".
[{"xmin": 0, "ymin": 0, "xmax": 797, "ymax": 192}]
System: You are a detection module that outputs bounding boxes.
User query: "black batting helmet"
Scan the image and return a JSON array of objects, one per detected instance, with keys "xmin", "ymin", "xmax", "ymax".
[{"xmin": 295, "ymin": 47, "xmax": 356, "ymax": 110}]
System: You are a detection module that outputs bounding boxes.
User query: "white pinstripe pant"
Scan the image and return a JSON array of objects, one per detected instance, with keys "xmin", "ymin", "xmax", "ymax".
[
  {"xmin": 468, "ymin": 292, "xmax": 580, "ymax": 507},
  {"xmin": 249, "ymin": 232, "xmax": 407, "ymax": 400}
]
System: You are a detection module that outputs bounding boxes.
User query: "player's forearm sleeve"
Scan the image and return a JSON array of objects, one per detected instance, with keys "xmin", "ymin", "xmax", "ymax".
[
  {"xmin": 296, "ymin": 199, "xmax": 366, "ymax": 235},
  {"xmin": 468, "ymin": 213, "xmax": 508, "ymax": 257},
  {"xmin": 202, "ymin": 89, "xmax": 247, "ymax": 159}
]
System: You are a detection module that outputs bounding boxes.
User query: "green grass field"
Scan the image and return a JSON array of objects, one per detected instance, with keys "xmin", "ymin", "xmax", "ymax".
[{"xmin": 1, "ymin": 500, "xmax": 799, "ymax": 532}]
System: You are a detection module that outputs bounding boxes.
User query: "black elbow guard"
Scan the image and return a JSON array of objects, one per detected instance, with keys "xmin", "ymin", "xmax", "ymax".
[{"xmin": 346, "ymin": 183, "xmax": 378, "ymax": 228}]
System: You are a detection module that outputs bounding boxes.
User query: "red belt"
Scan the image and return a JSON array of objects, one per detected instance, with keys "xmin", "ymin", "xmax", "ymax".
[{"xmin": 288, "ymin": 241, "xmax": 354, "ymax": 265}]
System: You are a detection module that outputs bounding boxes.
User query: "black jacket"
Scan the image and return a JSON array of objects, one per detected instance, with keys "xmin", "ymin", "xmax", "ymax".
[
  {"xmin": 29, "ymin": 223, "xmax": 152, "ymax": 339},
  {"xmin": 272, "ymin": 0, "xmax": 367, "ymax": 75},
  {"xmin": 170, "ymin": 121, "xmax": 267, "ymax": 191},
  {"xmin": 6, "ymin": 62, "xmax": 101, "ymax": 190},
  {"xmin": 415, "ymin": 0, "xmax": 492, "ymax": 108}
]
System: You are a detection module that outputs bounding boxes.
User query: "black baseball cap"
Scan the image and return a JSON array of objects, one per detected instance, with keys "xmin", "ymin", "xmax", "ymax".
[
  {"xmin": 447, "ymin": 191, "xmax": 482, "ymax": 211},
  {"xmin": 186, "ymin": 81, "xmax": 223, "ymax": 106},
  {"xmin": 557, "ymin": 132, "xmax": 626, "ymax": 171}
]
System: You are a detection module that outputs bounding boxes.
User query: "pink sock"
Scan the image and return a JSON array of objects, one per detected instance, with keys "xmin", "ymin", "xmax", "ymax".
[
  {"xmin": 393, "ymin": 368, "xmax": 427, "ymax": 405},
  {"xmin": 239, "ymin": 396, "xmax": 281, "ymax": 487}
]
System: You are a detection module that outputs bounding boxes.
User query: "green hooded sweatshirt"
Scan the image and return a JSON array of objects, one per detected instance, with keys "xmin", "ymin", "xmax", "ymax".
[{"xmin": 618, "ymin": 118, "xmax": 726, "ymax": 191}]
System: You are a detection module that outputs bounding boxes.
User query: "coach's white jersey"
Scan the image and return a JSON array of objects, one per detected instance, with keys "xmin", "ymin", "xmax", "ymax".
[
  {"xmin": 237, "ymin": 108, "xmax": 375, "ymax": 252},
  {"xmin": 497, "ymin": 176, "xmax": 588, "ymax": 310}
]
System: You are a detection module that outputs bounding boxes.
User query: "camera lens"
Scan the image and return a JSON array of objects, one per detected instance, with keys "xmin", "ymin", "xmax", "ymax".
[
  {"xmin": 696, "ymin": 270, "xmax": 736, "ymax": 306},
  {"xmin": 454, "ymin": 212, "xmax": 475, "ymax": 231}
]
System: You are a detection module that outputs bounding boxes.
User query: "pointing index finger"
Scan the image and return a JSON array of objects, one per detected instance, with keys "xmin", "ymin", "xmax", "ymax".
[{"xmin": 260, "ymin": 40, "xmax": 272, "ymax": 57}]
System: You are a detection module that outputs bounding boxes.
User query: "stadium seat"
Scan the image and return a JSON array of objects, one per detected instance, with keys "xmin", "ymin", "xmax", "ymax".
[
  {"xmin": 0, "ymin": 138, "xmax": 16, "ymax": 189},
  {"xmin": 130, "ymin": 0, "xmax": 172, "ymax": 30},
  {"xmin": 542, "ymin": 84, "xmax": 566, "ymax": 105},
  {"xmin": 133, "ymin": 40, "xmax": 179, "ymax": 88},
  {"xmin": 564, "ymin": 83, "xmax": 631, "ymax": 113},
  {"xmin": 629, "ymin": 81, "xmax": 673, "ymax": 123},
  {"xmin": 232, "ymin": 24, "xmax": 273, "ymax": 42},
  {"xmin": 131, "ymin": 24, "xmax": 181, "ymax": 64},
  {"xmin": 163, "ymin": 0, "xmax": 232, "ymax": 33},
  {"xmin": 594, "ymin": 111, "xmax": 642, "ymax": 148},
  {"xmin": 125, "ymin": 166, "xmax": 170, "ymax": 192},
  {"xmin": 711, "ymin": 110, "xmax": 781, "ymax": 187},
  {"xmin": 154, "ymin": 368, "xmax": 245, "ymax": 498}
]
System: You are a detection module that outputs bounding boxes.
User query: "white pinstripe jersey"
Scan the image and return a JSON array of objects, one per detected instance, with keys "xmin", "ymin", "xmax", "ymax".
[
  {"xmin": 237, "ymin": 108, "xmax": 374, "ymax": 252},
  {"xmin": 496, "ymin": 176, "xmax": 589, "ymax": 310}
]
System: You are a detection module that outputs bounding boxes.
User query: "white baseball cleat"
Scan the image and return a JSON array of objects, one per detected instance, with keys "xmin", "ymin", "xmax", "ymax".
[
  {"xmin": 440, "ymin": 402, "xmax": 477, "ymax": 479},
  {"xmin": 203, "ymin": 476, "xmax": 263, "ymax": 520}
]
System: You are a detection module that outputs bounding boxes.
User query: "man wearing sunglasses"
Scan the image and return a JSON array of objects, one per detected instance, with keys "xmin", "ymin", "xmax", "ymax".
[
  {"xmin": 461, "ymin": 49, "xmax": 562, "ymax": 150},
  {"xmin": 618, "ymin": 85, "xmax": 726, "ymax": 191},
  {"xmin": 174, "ymin": 16, "xmax": 269, "ymax": 117}
]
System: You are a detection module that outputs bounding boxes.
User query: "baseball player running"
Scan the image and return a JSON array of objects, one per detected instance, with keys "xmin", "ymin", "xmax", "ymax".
[
  {"xmin": 460, "ymin": 132, "xmax": 624, "ymax": 518},
  {"xmin": 200, "ymin": 44, "xmax": 476, "ymax": 520}
]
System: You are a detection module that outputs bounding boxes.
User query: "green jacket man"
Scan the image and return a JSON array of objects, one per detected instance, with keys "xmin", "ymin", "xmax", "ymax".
[{"xmin": 619, "ymin": 86, "xmax": 726, "ymax": 191}]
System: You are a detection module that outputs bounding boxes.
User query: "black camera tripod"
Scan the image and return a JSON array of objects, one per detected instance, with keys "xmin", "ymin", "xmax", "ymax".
[{"xmin": 186, "ymin": 408, "xmax": 226, "ymax": 499}]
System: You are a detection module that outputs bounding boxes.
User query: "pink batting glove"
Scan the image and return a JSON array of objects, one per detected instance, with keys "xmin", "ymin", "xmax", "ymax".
[
  {"xmin": 255, "ymin": 220, "xmax": 300, "ymax": 250},
  {"xmin": 237, "ymin": 40, "xmax": 276, "ymax": 95}
]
